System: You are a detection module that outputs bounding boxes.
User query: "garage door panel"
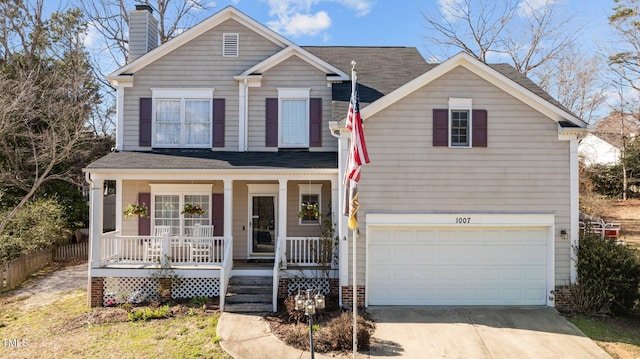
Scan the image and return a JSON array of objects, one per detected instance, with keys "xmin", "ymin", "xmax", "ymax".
[{"xmin": 368, "ymin": 225, "xmax": 549, "ymax": 306}]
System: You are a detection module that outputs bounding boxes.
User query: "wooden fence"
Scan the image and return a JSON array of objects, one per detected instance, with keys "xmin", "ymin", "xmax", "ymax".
[
  {"xmin": 54, "ymin": 242, "xmax": 88, "ymax": 262},
  {"xmin": 0, "ymin": 242, "xmax": 88, "ymax": 293}
]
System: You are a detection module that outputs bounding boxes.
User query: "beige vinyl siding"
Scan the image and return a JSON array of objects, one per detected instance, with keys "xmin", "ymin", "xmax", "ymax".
[
  {"xmin": 352, "ymin": 66, "xmax": 571, "ymax": 286},
  {"xmin": 121, "ymin": 19, "xmax": 284, "ymax": 151},
  {"xmin": 248, "ymin": 57, "xmax": 335, "ymax": 151},
  {"xmin": 286, "ymin": 181, "xmax": 332, "ymax": 237},
  {"xmin": 120, "ymin": 181, "xmax": 151, "ymax": 236},
  {"xmin": 232, "ymin": 181, "xmax": 249, "ymax": 259}
]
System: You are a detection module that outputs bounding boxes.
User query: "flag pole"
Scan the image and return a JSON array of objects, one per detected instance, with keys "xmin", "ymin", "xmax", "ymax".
[{"xmin": 351, "ymin": 60, "xmax": 358, "ymax": 359}]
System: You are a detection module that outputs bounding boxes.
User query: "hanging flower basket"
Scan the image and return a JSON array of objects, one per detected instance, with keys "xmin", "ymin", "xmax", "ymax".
[
  {"xmin": 123, "ymin": 203, "xmax": 149, "ymax": 218},
  {"xmin": 181, "ymin": 203, "xmax": 206, "ymax": 216},
  {"xmin": 298, "ymin": 203, "xmax": 319, "ymax": 220}
]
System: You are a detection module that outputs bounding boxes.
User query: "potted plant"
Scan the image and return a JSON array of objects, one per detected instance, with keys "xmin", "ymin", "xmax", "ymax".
[
  {"xmin": 181, "ymin": 203, "xmax": 206, "ymax": 216},
  {"xmin": 124, "ymin": 202, "xmax": 149, "ymax": 218}
]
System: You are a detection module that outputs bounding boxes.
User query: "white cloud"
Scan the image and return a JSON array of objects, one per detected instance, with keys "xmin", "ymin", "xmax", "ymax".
[
  {"xmin": 83, "ymin": 22, "xmax": 100, "ymax": 48},
  {"xmin": 438, "ymin": 0, "xmax": 467, "ymax": 22},
  {"xmin": 270, "ymin": 11, "xmax": 331, "ymax": 37},
  {"xmin": 265, "ymin": 0, "xmax": 373, "ymax": 37},
  {"xmin": 517, "ymin": 0, "xmax": 557, "ymax": 18}
]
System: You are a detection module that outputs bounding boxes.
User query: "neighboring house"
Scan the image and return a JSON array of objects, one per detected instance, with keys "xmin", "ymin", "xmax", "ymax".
[
  {"xmin": 579, "ymin": 133, "xmax": 621, "ymax": 166},
  {"xmin": 84, "ymin": 5, "xmax": 586, "ymax": 310}
]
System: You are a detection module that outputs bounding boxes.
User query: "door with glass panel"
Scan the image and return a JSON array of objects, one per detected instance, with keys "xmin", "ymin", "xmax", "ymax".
[{"xmin": 250, "ymin": 195, "xmax": 276, "ymax": 256}]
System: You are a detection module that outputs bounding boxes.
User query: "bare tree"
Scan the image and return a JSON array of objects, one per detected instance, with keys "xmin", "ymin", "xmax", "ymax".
[
  {"xmin": 0, "ymin": 1, "xmax": 101, "ymax": 234},
  {"xmin": 608, "ymin": 0, "xmax": 640, "ymax": 92},
  {"xmin": 82, "ymin": 0, "xmax": 213, "ymax": 68},
  {"xmin": 534, "ymin": 44, "xmax": 606, "ymax": 124},
  {"xmin": 423, "ymin": 0, "xmax": 518, "ymax": 63},
  {"xmin": 422, "ymin": 0, "xmax": 577, "ymax": 76}
]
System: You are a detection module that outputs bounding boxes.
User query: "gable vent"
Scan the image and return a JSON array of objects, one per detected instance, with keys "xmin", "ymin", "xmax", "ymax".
[{"xmin": 223, "ymin": 33, "xmax": 239, "ymax": 57}]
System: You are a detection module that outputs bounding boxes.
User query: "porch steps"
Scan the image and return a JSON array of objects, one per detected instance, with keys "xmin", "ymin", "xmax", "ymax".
[{"xmin": 224, "ymin": 276, "xmax": 273, "ymax": 313}]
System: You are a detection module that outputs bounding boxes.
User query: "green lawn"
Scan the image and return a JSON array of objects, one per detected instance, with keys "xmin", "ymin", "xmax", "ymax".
[
  {"xmin": 0, "ymin": 290, "xmax": 230, "ymax": 359},
  {"xmin": 568, "ymin": 315, "xmax": 640, "ymax": 358}
]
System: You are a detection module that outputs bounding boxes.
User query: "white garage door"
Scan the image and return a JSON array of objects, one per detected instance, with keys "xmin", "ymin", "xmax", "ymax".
[{"xmin": 368, "ymin": 226, "xmax": 548, "ymax": 305}]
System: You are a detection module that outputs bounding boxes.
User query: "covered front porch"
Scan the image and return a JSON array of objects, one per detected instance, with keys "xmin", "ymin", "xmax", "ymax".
[{"xmin": 84, "ymin": 151, "xmax": 340, "ymax": 309}]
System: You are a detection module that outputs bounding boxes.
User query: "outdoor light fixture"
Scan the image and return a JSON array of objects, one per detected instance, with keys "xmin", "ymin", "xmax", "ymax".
[
  {"xmin": 295, "ymin": 288, "xmax": 326, "ymax": 359},
  {"xmin": 561, "ymin": 230, "xmax": 568, "ymax": 240}
]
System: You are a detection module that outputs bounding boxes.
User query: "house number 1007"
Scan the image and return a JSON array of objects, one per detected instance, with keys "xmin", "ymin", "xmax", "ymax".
[{"xmin": 456, "ymin": 217, "xmax": 471, "ymax": 224}]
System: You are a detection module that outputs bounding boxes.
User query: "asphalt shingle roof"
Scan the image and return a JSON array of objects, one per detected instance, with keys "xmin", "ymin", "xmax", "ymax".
[
  {"xmin": 86, "ymin": 150, "xmax": 338, "ymax": 170},
  {"xmin": 303, "ymin": 46, "xmax": 433, "ymax": 122}
]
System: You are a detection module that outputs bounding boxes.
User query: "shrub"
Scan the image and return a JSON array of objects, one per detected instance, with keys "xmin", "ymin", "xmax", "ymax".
[
  {"xmin": 0, "ymin": 198, "xmax": 68, "ymax": 262},
  {"xmin": 575, "ymin": 231, "xmax": 640, "ymax": 315},
  {"xmin": 127, "ymin": 305, "xmax": 171, "ymax": 322},
  {"xmin": 314, "ymin": 312, "xmax": 374, "ymax": 352}
]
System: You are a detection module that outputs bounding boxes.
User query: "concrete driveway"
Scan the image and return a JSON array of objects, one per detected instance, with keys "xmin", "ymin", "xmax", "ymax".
[{"xmin": 366, "ymin": 307, "xmax": 611, "ymax": 359}]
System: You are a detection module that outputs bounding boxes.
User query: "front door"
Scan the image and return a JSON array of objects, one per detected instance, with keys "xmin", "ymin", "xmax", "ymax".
[{"xmin": 250, "ymin": 195, "xmax": 276, "ymax": 256}]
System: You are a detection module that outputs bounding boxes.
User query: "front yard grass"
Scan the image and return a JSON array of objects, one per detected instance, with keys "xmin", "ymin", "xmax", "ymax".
[
  {"xmin": 0, "ymin": 289, "xmax": 230, "ymax": 359},
  {"xmin": 568, "ymin": 315, "xmax": 640, "ymax": 359}
]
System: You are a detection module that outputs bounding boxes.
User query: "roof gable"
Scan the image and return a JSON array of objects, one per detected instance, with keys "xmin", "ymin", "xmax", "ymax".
[
  {"xmin": 236, "ymin": 46, "xmax": 349, "ymax": 80},
  {"xmin": 357, "ymin": 52, "xmax": 586, "ymax": 128},
  {"xmin": 108, "ymin": 6, "xmax": 293, "ymax": 78}
]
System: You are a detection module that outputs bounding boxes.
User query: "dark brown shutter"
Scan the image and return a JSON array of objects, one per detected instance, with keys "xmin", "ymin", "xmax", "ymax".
[
  {"xmin": 212, "ymin": 98, "xmax": 225, "ymax": 147},
  {"xmin": 433, "ymin": 109, "xmax": 449, "ymax": 146},
  {"xmin": 309, "ymin": 98, "xmax": 322, "ymax": 147},
  {"xmin": 472, "ymin": 109, "xmax": 488, "ymax": 147},
  {"xmin": 137, "ymin": 192, "xmax": 151, "ymax": 236},
  {"xmin": 212, "ymin": 193, "xmax": 224, "ymax": 236},
  {"xmin": 265, "ymin": 98, "xmax": 278, "ymax": 147},
  {"xmin": 139, "ymin": 98, "xmax": 152, "ymax": 147}
]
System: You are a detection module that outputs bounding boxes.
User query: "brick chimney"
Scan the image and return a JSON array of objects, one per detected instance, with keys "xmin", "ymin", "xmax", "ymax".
[{"xmin": 129, "ymin": 4, "xmax": 159, "ymax": 62}]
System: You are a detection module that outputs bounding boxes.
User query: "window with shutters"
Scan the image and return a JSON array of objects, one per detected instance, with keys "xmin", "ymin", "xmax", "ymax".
[
  {"xmin": 150, "ymin": 184, "xmax": 212, "ymax": 237},
  {"xmin": 223, "ymin": 33, "xmax": 239, "ymax": 57},
  {"xmin": 151, "ymin": 89, "xmax": 213, "ymax": 148},
  {"xmin": 432, "ymin": 98, "xmax": 487, "ymax": 148},
  {"xmin": 278, "ymin": 88, "xmax": 310, "ymax": 148}
]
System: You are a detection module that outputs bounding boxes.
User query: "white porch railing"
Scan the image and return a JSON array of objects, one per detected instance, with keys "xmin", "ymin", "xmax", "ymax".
[
  {"xmin": 285, "ymin": 237, "xmax": 334, "ymax": 266},
  {"xmin": 100, "ymin": 232, "xmax": 225, "ymax": 266},
  {"xmin": 219, "ymin": 237, "xmax": 233, "ymax": 311}
]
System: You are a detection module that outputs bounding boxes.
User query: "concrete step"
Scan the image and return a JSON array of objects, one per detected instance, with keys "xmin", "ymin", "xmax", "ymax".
[
  {"xmin": 224, "ymin": 303, "xmax": 273, "ymax": 313},
  {"xmin": 228, "ymin": 276, "xmax": 272, "ymax": 286},
  {"xmin": 227, "ymin": 285, "xmax": 272, "ymax": 294},
  {"xmin": 225, "ymin": 293, "xmax": 272, "ymax": 304}
]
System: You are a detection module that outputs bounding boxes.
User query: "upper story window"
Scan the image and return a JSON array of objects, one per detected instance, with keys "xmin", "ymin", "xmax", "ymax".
[
  {"xmin": 152, "ymin": 89, "xmax": 213, "ymax": 148},
  {"xmin": 223, "ymin": 33, "xmax": 239, "ymax": 57},
  {"xmin": 278, "ymin": 88, "xmax": 309, "ymax": 148},
  {"xmin": 449, "ymin": 98, "xmax": 472, "ymax": 148},
  {"xmin": 432, "ymin": 98, "xmax": 487, "ymax": 148}
]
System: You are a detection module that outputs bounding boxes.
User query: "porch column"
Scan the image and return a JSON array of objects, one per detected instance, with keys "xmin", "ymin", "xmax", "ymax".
[
  {"xmin": 331, "ymin": 178, "xmax": 338, "ymax": 269},
  {"xmin": 115, "ymin": 179, "xmax": 123, "ymax": 231},
  {"xmin": 88, "ymin": 174, "xmax": 105, "ymax": 269},
  {"xmin": 223, "ymin": 179, "xmax": 233, "ymax": 259},
  {"xmin": 278, "ymin": 179, "xmax": 288, "ymax": 266},
  {"xmin": 87, "ymin": 173, "xmax": 104, "ymax": 307},
  {"xmin": 570, "ymin": 138, "xmax": 579, "ymax": 284},
  {"xmin": 338, "ymin": 135, "xmax": 349, "ymax": 302}
]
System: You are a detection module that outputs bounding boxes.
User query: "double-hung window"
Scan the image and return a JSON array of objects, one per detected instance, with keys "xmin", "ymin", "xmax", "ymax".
[
  {"xmin": 433, "ymin": 98, "xmax": 487, "ymax": 148},
  {"xmin": 152, "ymin": 89, "xmax": 213, "ymax": 148},
  {"xmin": 150, "ymin": 184, "xmax": 212, "ymax": 236},
  {"xmin": 449, "ymin": 98, "xmax": 472, "ymax": 148},
  {"xmin": 278, "ymin": 88, "xmax": 310, "ymax": 148}
]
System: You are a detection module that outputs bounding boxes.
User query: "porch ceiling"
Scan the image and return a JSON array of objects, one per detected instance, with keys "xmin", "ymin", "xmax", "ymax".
[{"xmin": 85, "ymin": 150, "xmax": 338, "ymax": 171}]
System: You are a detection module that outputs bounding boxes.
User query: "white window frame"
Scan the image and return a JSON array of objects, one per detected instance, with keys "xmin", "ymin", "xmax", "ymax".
[
  {"xmin": 449, "ymin": 97, "xmax": 472, "ymax": 148},
  {"xmin": 149, "ymin": 184, "xmax": 212, "ymax": 236},
  {"xmin": 151, "ymin": 88, "xmax": 214, "ymax": 148},
  {"xmin": 222, "ymin": 33, "xmax": 239, "ymax": 57},
  {"xmin": 298, "ymin": 184, "xmax": 322, "ymax": 225},
  {"xmin": 278, "ymin": 88, "xmax": 310, "ymax": 148}
]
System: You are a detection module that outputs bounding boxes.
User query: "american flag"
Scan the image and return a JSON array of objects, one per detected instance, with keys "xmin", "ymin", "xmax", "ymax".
[{"xmin": 344, "ymin": 75, "xmax": 369, "ymax": 230}]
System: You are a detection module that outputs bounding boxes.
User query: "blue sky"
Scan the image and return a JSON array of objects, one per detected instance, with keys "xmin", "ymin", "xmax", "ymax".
[
  {"xmin": 215, "ymin": 0, "xmax": 613, "ymax": 58},
  {"xmin": 41, "ymin": 0, "xmax": 617, "ymax": 76}
]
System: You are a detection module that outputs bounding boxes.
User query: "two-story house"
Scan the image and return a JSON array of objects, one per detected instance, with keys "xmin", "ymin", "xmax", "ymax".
[{"xmin": 84, "ymin": 5, "xmax": 586, "ymax": 310}]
